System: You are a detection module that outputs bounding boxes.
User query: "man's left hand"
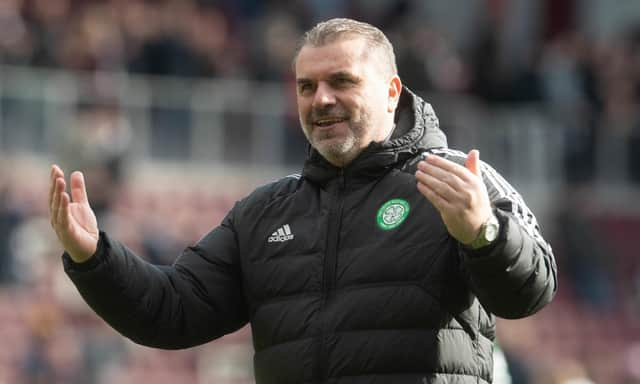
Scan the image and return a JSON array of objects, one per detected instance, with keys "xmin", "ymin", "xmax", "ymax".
[{"xmin": 415, "ymin": 149, "xmax": 493, "ymax": 245}]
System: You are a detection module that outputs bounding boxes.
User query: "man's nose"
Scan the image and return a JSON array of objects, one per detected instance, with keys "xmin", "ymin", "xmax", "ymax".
[{"xmin": 312, "ymin": 83, "xmax": 336, "ymax": 107}]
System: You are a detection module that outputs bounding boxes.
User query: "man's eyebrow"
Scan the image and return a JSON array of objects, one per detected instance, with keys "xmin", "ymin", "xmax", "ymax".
[
  {"xmin": 296, "ymin": 73, "xmax": 360, "ymax": 85},
  {"xmin": 331, "ymin": 71, "xmax": 353, "ymax": 77},
  {"xmin": 330, "ymin": 71, "xmax": 360, "ymax": 81}
]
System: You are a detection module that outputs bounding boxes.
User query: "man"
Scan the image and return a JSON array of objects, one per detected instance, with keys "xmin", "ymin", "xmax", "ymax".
[{"xmin": 49, "ymin": 18, "xmax": 556, "ymax": 384}]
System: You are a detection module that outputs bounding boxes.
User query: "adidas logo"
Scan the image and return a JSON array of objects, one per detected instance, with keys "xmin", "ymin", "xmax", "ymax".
[{"xmin": 268, "ymin": 224, "xmax": 294, "ymax": 243}]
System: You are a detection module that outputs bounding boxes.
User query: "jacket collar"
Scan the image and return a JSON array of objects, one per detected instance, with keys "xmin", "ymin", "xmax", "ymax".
[{"xmin": 302, "ymin": 86, "xmax": 448, "ymax": 188}]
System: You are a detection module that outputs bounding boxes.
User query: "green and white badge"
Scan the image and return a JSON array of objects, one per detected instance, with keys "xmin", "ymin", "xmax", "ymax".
[{"xmin": 376, "ymin": 198, "xmax": 410, "ymax": 230}]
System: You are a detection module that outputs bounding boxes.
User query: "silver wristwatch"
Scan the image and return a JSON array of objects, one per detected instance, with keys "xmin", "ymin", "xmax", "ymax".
[{"xmin": 468, "ymin": 213, "xmax": 500, "ymax": 250}]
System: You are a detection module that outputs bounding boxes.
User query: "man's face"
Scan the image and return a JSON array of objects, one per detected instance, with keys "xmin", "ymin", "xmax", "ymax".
[{"xmin": 295, "ymin": 38, "xmax": 398, "ymax": 167}]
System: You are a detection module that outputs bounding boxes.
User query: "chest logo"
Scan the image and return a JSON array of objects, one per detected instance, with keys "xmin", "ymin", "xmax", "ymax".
[
  {"xmin": 268, "ymin": 224, "xmax": 294, "ymax": 243},
  {"xmin": 376, "ymin": 198, "xmax": 410, "ymax": 230}
]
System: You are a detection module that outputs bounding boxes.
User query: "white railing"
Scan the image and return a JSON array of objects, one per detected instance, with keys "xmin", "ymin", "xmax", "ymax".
[
  {"xmin": 0, "ymin": 66, "xmax": 292, "ymax": 164},
  {"xmin": 0, "ymin": 65, "xmax": 561, "ymax": 175},
  {"xmin": 1, "ymin": 64, "xmax": 637, "ymax": 221}
]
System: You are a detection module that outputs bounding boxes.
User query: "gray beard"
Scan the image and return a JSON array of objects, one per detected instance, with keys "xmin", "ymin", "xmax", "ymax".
[
  {"xmin": 315, "ymin": 134, "xmax": 361, "ymax": 167},
  {"xmin": 302, "ymin": 111, "xmax": 371, "ymax": 167}
]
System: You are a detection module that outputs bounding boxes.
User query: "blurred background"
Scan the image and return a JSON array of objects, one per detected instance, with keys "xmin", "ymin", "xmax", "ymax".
[{"xmin": 0, "ymin": 0, "xmax": 638, "ymax": 383}]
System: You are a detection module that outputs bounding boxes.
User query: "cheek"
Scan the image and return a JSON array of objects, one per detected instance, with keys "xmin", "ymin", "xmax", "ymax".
[
  {"xmin": 352, "ymin": 97, "xmax": 375, "ymax": 122},
  {"xmin": 347, "ymin": 96, "xmax": 367, "ymax": 117},
  {"xmin": 297, "ymin": 101, "xmax": 310, "ymax": 121},
  {"xmin": 366, "ymin": 92, "xmax": 387, "ymax": 118},
  {"xmin": 296, "ymin": 97, "xmax": 306, "ymax": 113}
]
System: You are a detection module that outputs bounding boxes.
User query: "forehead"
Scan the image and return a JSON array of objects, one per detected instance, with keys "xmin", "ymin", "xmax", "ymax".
[{"xmin": 295, "ymin": 38, "xmax": 371, "ymax": 79}]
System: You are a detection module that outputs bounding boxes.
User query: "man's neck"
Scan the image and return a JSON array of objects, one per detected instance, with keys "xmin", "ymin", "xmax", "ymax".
[{"xmin": 382, "ymin": 123, "xmax": 397, "ymax": 143}]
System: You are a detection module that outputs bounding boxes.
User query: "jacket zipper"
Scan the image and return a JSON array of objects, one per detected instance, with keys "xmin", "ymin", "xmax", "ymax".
[{"xmin": 316, "ymin": 169, "xmax": 345, "ymax": 383}]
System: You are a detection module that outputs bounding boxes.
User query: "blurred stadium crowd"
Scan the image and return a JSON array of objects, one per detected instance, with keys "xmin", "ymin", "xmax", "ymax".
[
  {"xmin": 1, "ymin": 0, "xmax": 640, "ymax": 383},
  {"xmin": 2, "ymin": 0, "xmax": 640, "ymax": 180}
]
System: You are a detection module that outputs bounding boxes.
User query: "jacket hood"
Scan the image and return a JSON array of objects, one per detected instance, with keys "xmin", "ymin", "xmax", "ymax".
[
  {"xmin": 302, "ymin": 86, "xmax": 447, "ymax": 186},
  {"xmin": 383, "ymin": 86, "xmax": 447, "ymax": 153}
]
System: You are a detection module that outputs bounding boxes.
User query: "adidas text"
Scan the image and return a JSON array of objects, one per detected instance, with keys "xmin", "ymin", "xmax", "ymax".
[{"xmin": 268, "ymin": 224, "xmax": 294, "ymax": 243}]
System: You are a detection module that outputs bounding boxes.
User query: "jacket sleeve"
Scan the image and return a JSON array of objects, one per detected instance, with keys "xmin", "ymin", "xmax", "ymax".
[
  {"xmin": 460, "ymin": 160, "xmax": 558, "ymax": 319},
  {"xmin": 63, "ymin": 204, "xmax": 249, "ymax": 349}
]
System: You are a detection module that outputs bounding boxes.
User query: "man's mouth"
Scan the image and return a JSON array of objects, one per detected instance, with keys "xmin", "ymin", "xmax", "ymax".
[{"xmin": 314, "ymin": 117, "xmax": 348, "ymax": 127}]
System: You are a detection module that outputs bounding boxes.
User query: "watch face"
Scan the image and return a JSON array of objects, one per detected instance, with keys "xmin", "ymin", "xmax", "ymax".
[
  {"xmin": 469, "ymin": 215, "xmax": 500, "ymax": 249},
  {"xmin": 485, "ymin": 219, "xmax": 499, "ymax": 242}
]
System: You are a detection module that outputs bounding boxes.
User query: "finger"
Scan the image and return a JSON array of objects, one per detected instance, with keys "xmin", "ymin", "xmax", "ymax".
[
  {"xmin": 57, "ymin": 191, "xmax": 71, "ymax": 231},
  {"xmin": 417, "ymin": 182, "xmax": 452, "ymax": 213},
  {"xmin": 70, "ymin": 171, "xmax": 89, "ymax": 204},
  {"xmin": 415, "ymin": 170, "xmax": 456, "ymax": 202},
  {"xmin": 417, "ymin": 161, "xmax": 466, "ymax": 192},
  {"xmin": 424, "ymin": 154, "xmax": 473, "ymax": 182},
  {"xmin": 48, "ymin": 166, "xmax": 56, "ymax": 209},
  {"xmin": 51, "ymin": 178, "xmax": 65, "ymax": 227},
  {"xmin": 465, "ymin": 149, "xmax": 480, "ymax": 176},
  {"xmin": 49, "ymin": 165, "xmax": 64, "ymax": 212}
]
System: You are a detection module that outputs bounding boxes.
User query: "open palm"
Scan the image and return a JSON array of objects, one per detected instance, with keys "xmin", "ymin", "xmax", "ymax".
[{"xmin": 49, "ymin": 165, "xmax": 99, "ymax": 262}]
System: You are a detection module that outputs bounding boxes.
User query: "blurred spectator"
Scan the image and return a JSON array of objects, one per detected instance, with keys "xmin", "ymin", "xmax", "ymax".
[
  {"xmin": 395, "ymin": 22, "xmax": 470, "ymax": 94},
  {"xmin": 21, "ymin": 329, "xmax": 53, "ymax": 384},
  {"xmin": 56, "ymin": 3, "xmax": 125, "ymax": 71},
  {"xmin": 58, "ymin": 98, "xmax": 132, "ymax": 221},
  {"xmin": 0, "ymin": 185, "xmax": 22, "ymax": 284},
  {"xmin": 183, "ymin": 5, "xmax": 246, "ymax": 77},
  {"xmin": 127, "ymin": 1, "xmax": 207, "ymax": 77},
  {"xmin": 246, "ymin": 11, "xmax": 306, "ymax": 164},
  {"xmin": 300, "ymin": 0, "xmax": 349, "ymax": 23},
  {"xmin": 249, "ymin": 11, "xmax": 299, "ymax": 82},
  {"xmin": 20, "ymin": 299, "xmax": 65, "ymax": 383},
  {"xmin": 538, "ymin": 359, "xmax": 596, "ymax": 384},
  {"xmin": 493, "ymin": 345, "xmax": 513, "ymax": 384},
  {"xmin": 592, "ymin": 34, "xmax": 640, "ymax": 184},
  {"xmin": 26, "ymin": 0, "xmax": 71, "ymax": 67},
  {"xmin": 469, "ymin": 23, "xmax": 543, "ymax": 103},
  {"xmin": 555, "ymin": 191, "xmax": 616, "ymax": 310},
  {"xmin": 540, "ymin": 31, "xmax": 599, "ymax": 184},
  {"xmin": 0, "ymin": 0, "xmax": 36, "ymax": 66},
  {"xmin": 78, "ymin": 323, "xmax": 127, "ymax": 384}
]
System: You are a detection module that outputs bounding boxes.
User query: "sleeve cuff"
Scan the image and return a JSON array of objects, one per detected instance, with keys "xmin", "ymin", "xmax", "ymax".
[
  {"xmin": 62, "ymin": 231, "xmax": 109, "ymax": 273},
  {"xmin": 460, "ymin": 209, "xmax": 525, "ymax": 271},
  {"xmin": 460, "ymin": 209, "xmax": 508, "ymax": 258}
]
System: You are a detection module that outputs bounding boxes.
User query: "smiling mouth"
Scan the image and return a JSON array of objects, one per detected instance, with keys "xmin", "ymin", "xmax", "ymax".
[{"xmin": 314, "ymin": 117, "xmax": 348, "ymax": 127}]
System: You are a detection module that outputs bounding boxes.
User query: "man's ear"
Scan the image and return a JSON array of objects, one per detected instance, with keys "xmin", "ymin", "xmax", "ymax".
[{"xmin": 387, "ymin": 75, "xmax": 402, "ymax": 113}]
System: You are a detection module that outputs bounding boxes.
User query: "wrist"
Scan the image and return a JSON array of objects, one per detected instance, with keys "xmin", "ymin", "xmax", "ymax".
[
  {"xmin": 65, "ymin": 233, "xmax": 100, "ymax": 264},
  {"xmin": 66, "ymin": 240, "xmax": 98, "ymax": 263},
  {"xmin": 62, "ymin": 232, "xmax": 106, "ymax": 272},
  {"xmin": 465, "ymin": 211, "xmax": 501, "ymax": 250},
  {"xmin": 68, "ymin": 249, "xmax": 95, "ymax": 264}
]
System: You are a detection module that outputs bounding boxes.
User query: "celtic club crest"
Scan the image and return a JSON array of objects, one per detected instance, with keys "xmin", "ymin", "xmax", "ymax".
[{"xmin": 376, "ymin": 198, "xmax": 410, "ymax": 230}]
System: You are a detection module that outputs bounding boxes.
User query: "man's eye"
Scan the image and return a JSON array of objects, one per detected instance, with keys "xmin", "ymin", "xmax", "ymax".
[
  {"xmin": 334, "ymin": 77, "xmax": 355, "ymax": 87},
  {"xmin": 298, "ymin": 83, "xmax": 313, "ymax": 94}
]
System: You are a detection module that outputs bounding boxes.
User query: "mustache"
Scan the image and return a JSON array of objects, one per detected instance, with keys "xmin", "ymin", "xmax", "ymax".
[{"xmin": 307, "ymin": 106, "xmax": 349, "ymax": 123}]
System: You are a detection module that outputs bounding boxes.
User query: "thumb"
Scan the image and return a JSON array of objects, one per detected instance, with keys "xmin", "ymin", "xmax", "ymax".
[{"xmin": 465, "ymin": 149, "xmax": 481, "ymax": 176}]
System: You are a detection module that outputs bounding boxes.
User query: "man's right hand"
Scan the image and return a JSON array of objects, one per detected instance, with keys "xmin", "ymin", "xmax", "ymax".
[{"xmin": 48, "ymin": 165, "xmax": 99, "ymax": 263}]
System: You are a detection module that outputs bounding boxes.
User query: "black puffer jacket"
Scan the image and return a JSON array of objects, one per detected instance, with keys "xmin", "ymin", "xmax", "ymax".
[{"xmin": 64, "ymin": 88, "xmax": 557, "ymax": 384}]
